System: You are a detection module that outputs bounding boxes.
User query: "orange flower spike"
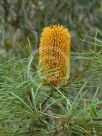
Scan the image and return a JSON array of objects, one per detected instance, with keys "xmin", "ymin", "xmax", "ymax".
[{"xmin": 39, "ymin": 25, "xmax": 71, "ymax": 86}]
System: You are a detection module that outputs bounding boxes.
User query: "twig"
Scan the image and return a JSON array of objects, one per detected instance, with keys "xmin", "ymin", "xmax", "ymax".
[
  {"xmin": 40, "ymin": 89, "xmax": 54, "ymax": 110},
  {"xmin": 45, "ymin": 123, "xmax": 69, "ymax": 135}
]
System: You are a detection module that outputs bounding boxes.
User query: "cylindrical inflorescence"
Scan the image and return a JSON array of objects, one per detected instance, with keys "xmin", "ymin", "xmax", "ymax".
[{"xmin": 39, "ymin": 25, "xmax": 71, "ymax": 86}]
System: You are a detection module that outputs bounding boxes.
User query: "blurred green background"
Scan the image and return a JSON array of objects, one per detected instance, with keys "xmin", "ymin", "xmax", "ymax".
[{"xmin": 0, "ymin": 0, "xmax": 102, "ymax": 56}]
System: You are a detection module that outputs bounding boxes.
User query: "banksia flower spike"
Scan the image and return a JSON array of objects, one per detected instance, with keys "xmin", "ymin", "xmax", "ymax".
[{"xmin": 39, "ymin": 25, "xmax": 71, "ymax": 86}]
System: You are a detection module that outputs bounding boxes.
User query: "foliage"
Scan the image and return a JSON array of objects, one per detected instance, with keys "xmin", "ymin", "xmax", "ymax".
[{"xmin": 0, "ymin": 32, "xmax": 102, "ymax": 135}]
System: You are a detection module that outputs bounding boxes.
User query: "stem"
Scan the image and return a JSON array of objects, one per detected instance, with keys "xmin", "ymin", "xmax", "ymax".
[{"xmin": 40, "ymin": 88, "xmax": 54, "ymax": 110}]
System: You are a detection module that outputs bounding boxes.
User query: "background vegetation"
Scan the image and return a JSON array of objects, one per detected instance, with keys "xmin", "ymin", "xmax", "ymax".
[{"xmin": 0, "ymin": 0, "xmax": 102, "ymax": 136}]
